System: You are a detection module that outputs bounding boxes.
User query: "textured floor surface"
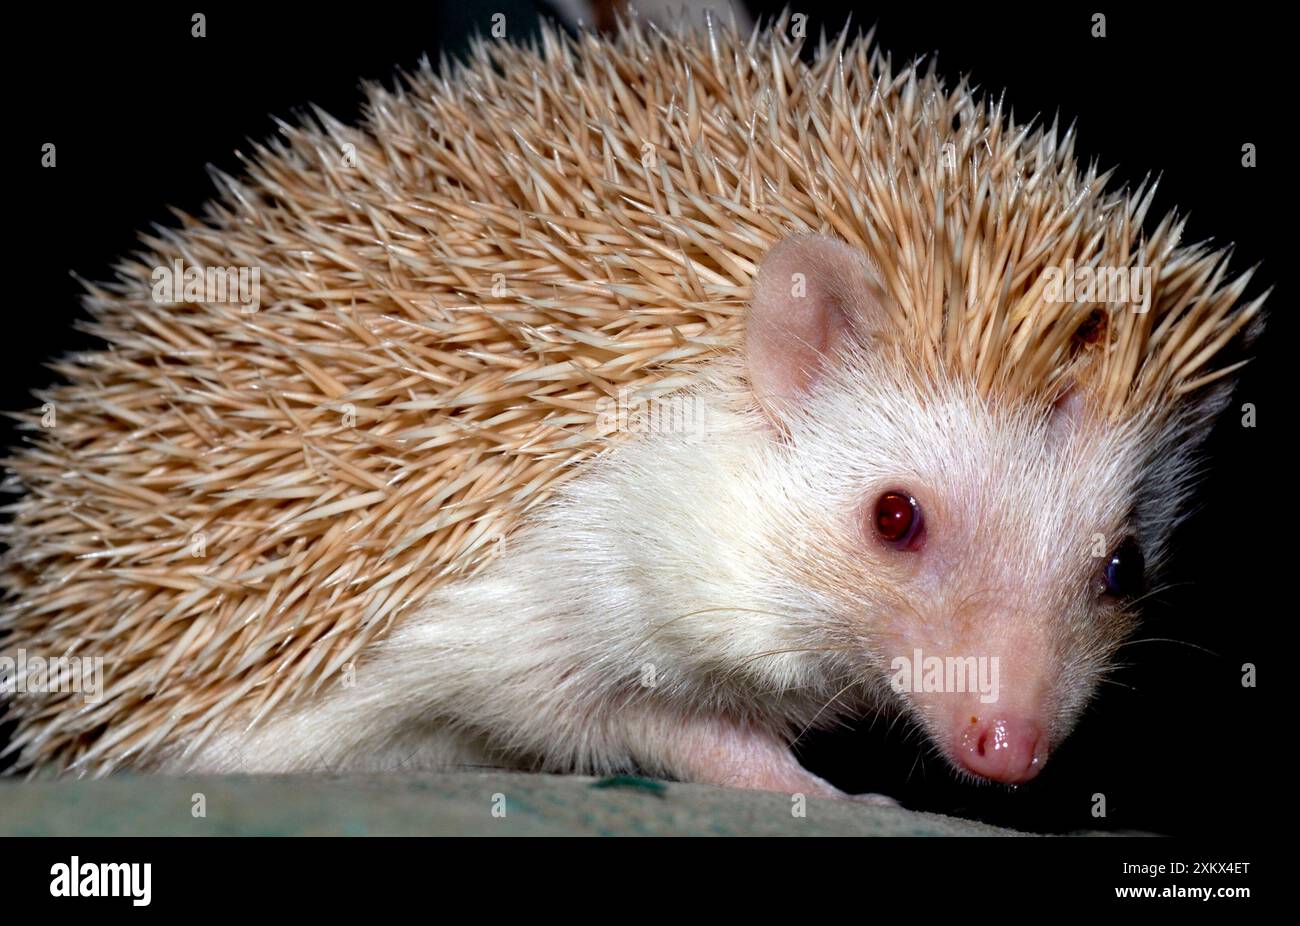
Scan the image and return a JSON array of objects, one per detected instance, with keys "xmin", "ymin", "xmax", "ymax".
[{"xmin": 0, "ymin": 772, "xmax": 1030, "ymax": 836}]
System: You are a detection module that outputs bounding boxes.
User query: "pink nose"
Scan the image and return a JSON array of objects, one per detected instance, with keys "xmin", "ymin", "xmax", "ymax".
[{"xmin": 955, "ymin": 716, "xmax": 1046, "ymax": 784}]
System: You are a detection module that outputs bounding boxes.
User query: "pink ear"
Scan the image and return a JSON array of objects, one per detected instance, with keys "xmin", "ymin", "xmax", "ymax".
[
  {"xmin": 746, "ymin": 235, "xmax": 888, "ymax": 421},
  {"xmin": 1048, "ymin": 382, "xmax": 1088, "ymax": 439}
]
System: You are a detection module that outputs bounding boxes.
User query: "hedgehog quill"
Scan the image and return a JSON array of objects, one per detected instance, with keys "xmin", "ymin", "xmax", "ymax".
[{"xmin": 0, "ymin": 16, "xmax": 1265, "ymax": 796}]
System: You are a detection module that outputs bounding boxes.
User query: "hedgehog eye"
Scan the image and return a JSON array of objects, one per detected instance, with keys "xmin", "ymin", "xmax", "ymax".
[
  {"xmin": 873, "ymin": 491, "xmax": 925, "ymax": 550},
  {"xmin": 1101, "ymin": 536, "xmax": 1145, "ymax": 599}
]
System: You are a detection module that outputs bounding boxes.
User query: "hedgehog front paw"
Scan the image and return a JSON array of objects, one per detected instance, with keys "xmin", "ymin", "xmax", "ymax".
[{"xmin": 845, "ymin": 791, "xmax": 899, "ymax": 807}]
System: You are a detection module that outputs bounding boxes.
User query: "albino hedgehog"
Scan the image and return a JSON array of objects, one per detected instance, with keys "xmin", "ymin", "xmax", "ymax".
[{"xmin": 0, "ymin": 15, "xmax": 1265, "ymax": 797}]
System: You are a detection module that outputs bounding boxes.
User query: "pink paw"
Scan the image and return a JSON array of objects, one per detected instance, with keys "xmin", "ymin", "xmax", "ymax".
[{"xmin": 846, "ymin": 791, "xmax": 899, "ymax": 807}]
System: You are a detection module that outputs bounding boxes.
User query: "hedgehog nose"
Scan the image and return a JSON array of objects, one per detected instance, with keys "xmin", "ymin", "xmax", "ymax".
[{"xmin": 955, "ymin": 716, "xmax": 1046, "ymax": 784}]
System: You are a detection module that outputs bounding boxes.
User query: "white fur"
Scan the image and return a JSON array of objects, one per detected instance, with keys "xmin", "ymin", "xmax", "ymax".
[{"xmin": 173, "ymin": 340, "xmax": 1171, "ymax": 792}]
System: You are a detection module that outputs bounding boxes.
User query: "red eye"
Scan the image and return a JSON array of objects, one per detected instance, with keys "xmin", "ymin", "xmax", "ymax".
[{"xmin": 873, "ymin": 491, "xmax": 924, "ymax": 549}]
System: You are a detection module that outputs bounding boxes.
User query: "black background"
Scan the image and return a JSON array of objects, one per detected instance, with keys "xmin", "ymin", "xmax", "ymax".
[{"xmin": 4, "ymin": 3, "xmax": 1284, "ymax": 837}]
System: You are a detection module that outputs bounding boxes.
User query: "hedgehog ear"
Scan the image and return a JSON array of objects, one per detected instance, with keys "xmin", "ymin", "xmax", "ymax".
[{"xmin": 746, "ymin": 234, "xmax": 890, "ymax": 423}]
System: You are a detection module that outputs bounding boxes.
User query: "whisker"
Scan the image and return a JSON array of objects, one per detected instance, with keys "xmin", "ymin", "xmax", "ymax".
[
  {"xmin": 1122, "ymin": 581, "xmax": 1184, "ymax": 610},
  {"xmin": 790, "ymin": 678, "xmax": 861, "ymax": 748},
  {"xmin": 906, "ymin": 744, "xmax": 925, "ymax": 786},
  {"xmin": 733, "ymin": 644, "xmax": 860, "ymax": 669},
  {"xmin": 1117, "ymin": 636, "xmax": 1219, "ymax": 657},
  {"xmin": 1097, "ymin": 677, "xmax": 1138, "ymax": 693},
  {"xmin": 637, "ymin": 605, "xmax": 805, "ymax": 647}
]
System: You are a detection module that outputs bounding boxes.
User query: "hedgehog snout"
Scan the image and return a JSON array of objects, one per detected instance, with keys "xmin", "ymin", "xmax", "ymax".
[{"xmin": 952, "ymin": 714, "xmax": 1047, "ymax": 784}]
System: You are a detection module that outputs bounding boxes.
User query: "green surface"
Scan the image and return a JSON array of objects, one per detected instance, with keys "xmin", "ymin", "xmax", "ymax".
[{"xmin": 0, "ymin": 772, "xmax": 1030, "ymax": 836}]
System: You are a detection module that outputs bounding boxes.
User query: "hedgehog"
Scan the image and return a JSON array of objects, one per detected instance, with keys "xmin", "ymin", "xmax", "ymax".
[{"xmin": 0, "ymin": 14, "xmax": 1265, "ymax": 796}]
